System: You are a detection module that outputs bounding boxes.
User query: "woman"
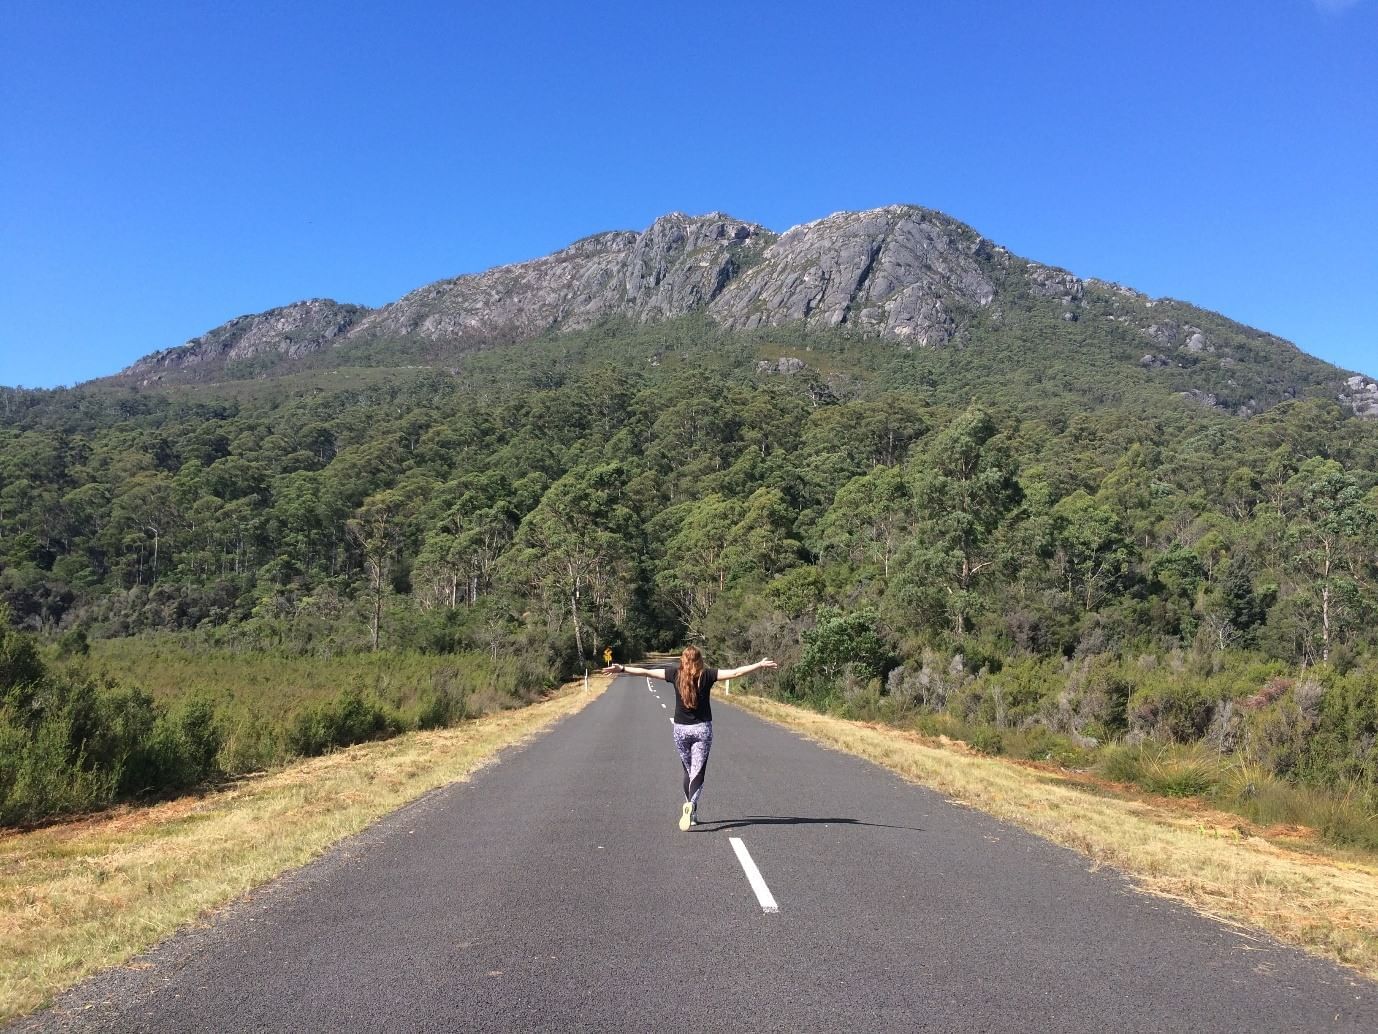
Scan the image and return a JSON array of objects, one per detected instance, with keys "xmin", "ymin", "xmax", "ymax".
[{"xmin": 603, "ymin": 647, "xmax": 779, "ymax": 830}]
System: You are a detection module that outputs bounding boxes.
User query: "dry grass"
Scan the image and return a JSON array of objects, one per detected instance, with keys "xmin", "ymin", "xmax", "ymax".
[
  {"xmin": 731, "ymin": 693, "xmax": 1378, "ymax": 981},
  {"xmin": 0, "ymin": 677, "xmax": 608, "ymax": 1023}
]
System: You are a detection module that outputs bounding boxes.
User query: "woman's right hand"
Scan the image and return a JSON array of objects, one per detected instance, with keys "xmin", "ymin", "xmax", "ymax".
[
  {"xmin": 601, "ymin": 664, "xmax": 624, "ymax": 675},
  {"xmin": 757, "ymin": 658, "xmax": 779, "ymax": 672}
]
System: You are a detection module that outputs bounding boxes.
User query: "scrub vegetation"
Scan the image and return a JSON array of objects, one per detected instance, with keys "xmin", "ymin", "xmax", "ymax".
[{"xmin": 0, "ymin": 617, "xmax": 550, "ymax": 826}]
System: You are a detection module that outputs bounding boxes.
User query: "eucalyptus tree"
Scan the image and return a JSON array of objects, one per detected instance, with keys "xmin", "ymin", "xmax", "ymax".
[
  {"xmin": 414, "ymin": 474, "xmax": 521, "ymax": 609},
  {"xmin": 815, "ymin": 465, "xmax": 912, "ymax": 579},
  {"xmin": 1049, "ymin": 491, "xmax": 1135, "ymax": 614},
  {"xmin": 651, "ymin": 494, "xmax": 744, "ymax": 638},
  {"xmin": 503, "ymin": 463, "xmax": 641, "ymax": 664},
  {"xmin": 346, "ymin": 485, "xmax": 427, "ymax": 651},
  {"xmin": 900, "ymin": 404, "xmax": 1023, "ymax": 635},
  {"xmin": 1280, "ymin": 459, "xmax": 1377, "ymax": 663}
]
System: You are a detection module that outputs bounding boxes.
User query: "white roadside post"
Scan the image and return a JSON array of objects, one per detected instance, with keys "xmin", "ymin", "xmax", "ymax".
[
  {"xmin": 584, "ymin": 669, "xmax": 589, "ymax": 693},
  {"xmin": 725, "ymin": 678, "xmax": 732, "ymax": 695}
]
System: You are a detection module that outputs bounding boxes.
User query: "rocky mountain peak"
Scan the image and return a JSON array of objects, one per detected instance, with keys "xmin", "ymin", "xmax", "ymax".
[
  {"xmin": 348, "ymin": 211, "xmax": 772, "ymax": 344},
  {"xmin": 123, "ymin": 299, "xmax": 370, "ymax": 383},
  {"xmin": 709, "ymin": 205, "xmax": 1004, "ymax": 344},
  {"xmin": 555, "ymin": 230, "xmax": 642, "ymax": 259}
]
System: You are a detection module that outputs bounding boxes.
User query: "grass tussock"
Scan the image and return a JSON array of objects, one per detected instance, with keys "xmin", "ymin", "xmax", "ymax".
[
  {"xmin": 0, "ymin": 676, "xmax": 608, "ymax": 1024},
  {"xmin": 730, "ymin": 692, "xmax": 1378, "ymax": 981}
]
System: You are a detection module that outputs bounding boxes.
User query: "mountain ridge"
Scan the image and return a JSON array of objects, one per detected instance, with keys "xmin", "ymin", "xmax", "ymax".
[{"xmin": 109, "ymin": 204, "xmax": 1375, "ymax": 419}]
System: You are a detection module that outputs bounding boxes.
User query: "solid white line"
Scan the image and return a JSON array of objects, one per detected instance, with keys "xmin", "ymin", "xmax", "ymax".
[{"xmin": 729, "ymin": 837, "xmax": 779, "ymax": 913}]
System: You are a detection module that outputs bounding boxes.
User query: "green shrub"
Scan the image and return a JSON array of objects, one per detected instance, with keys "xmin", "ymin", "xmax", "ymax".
[
  {"xmin": 55, "ymin": 628, "xmax": 90, "ymax": 659},
  {"xmin": 1, "ymin": 622, "xmax": 542, "ymax": 826},
  {"xmin": 0, "ymin": 621, "xmax": 234, "ymax": 825},
  {"xmin": 1144, "ymin": 758, "xmax": 1218, "ymax": 798},
  {"xmin": 218, "ymin": 713, "xmax": 281, "ymax": 774},
  {"xmin": 797, "ymin": 609, "xmax": 893, "ymax": 692},
  {"xmin": 284, "ymin": 708, "xmax": 333, "ymax": 757},
  {"xmin": 1126, "ymin": 684, "xmax": 1213, "ymax": 742},
  {"xmin": 1098, "ymin": 744, "xmax": 1143, "ymax": 785},
  {"xmin": 1048, "ymin": 656, "xmax": 1134, "ymax": 738},
  {"xmin": 967, "ymin": 727, "xmax": 1004, "ymax": 756},
  {"xmin": 0, "ymin": 671, "xmax": 150, "ymax": 825},
  {"xmin": 1313, "ymin": 791, "xmax": 1378, "ymax": 852},
  {"xmin": 412, "ymin": 688, "xmax": 458, "ymax": 730},
  {"xmin": 0, "ymin": 609, "xmax": 45, "ymax": 715},
  {"xmin": 130, "ymin": 696, "xmax": 225, "ymax": 792},
  {"xmin": 286, "ymin": 688, "xmax": 403, "ymax": 757},
  {"xmin": 1015, "ymin": 726, "xmax": 1095, "ymax": 768},
  {"xmin": 0, "ymin": 718, "xmax": 118, "ymax": 826},
  {"xmin": 1239, "ymin": 683, "xmax": 1319, "ymax": 779},
  {"xmin": 973, "ymin": 657, "xmax": 1060, "ymax": 728},
  {"xmin": 1298, "ymin": 669, "xmax": 1378, "ymax": 792}
]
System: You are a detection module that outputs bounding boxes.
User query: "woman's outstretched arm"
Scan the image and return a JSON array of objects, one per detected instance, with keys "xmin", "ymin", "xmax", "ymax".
[
  {"xmin": 601, "ymin": 662, "xmax": 669, "ymax": 681},
  {"xmin": 716, "ymin": 658, "xmax": 779, "ymax": 680}
]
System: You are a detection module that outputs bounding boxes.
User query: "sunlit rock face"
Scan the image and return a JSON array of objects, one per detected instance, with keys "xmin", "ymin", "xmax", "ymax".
[
  {"xmin": 350, "ymin": 213, "xmax": 771, "ymax": 343},
  {"xmin": 1341, "ymin": 374, "xmax": 1378, "ymax": 419},
  {"xmin": 709, "ymin": 205, "xmax": 1005, "ymax": 346},
  {"xmin": 123, "ymin": 300, "xmax": 369, "ymax": 384}
]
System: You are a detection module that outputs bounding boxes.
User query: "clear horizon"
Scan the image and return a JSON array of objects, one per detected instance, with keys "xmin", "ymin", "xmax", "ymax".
[{"xmin": 3, "ymin": 0, "xmax": 1376, "ymax": 388}]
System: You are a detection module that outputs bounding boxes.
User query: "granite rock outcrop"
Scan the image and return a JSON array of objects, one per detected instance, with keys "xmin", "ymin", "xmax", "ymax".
[{"xmin": 124, "ymin": 300, "xmax": 369, "ymax": 382}]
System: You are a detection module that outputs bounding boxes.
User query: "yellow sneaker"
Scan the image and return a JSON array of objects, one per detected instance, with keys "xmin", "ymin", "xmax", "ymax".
[{"xmin": 679, "ymin": 802, "xmax": 693, "ymax": 831}]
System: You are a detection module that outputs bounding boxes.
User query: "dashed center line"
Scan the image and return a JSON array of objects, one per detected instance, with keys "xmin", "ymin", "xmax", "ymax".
[{"xmin": 729, "ymin": 837, "xmax": 779, "ymax": 913}]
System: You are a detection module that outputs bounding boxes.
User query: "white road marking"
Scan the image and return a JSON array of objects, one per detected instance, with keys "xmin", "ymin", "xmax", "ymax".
[
  {"xmin": 661, "ymin": 703, "xmax": 667, "ymax": 708},
  {"xmin": 729, "ymin": 837, "xmax": 779, "ymax": 913}
]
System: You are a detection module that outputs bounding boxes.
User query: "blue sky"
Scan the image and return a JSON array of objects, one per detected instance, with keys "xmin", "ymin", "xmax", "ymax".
[{"xmin": 2, "ymin": 0, "xmax": 1375, "ymax": 387}]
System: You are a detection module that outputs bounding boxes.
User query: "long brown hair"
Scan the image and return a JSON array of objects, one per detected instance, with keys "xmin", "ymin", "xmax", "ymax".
[{"xmin": 676, "ymin": 646, "xmax": 705, "ymax": 710}]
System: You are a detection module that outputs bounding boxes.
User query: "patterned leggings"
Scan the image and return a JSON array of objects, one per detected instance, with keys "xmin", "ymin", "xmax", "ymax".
[{"xmin": 672, "ymin": 721, "xmax": 713, "ymax": 807}]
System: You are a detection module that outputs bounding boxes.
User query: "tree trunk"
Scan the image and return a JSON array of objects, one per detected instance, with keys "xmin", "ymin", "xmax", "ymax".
[
  {"xmin": 1321, "ymin": 542, "xmax": 1334, "ymax": 664},
  {"xmin": 570, "ymin": 590, "xmax": 585, "ymax": 661},
  {"xmin": 1321, "ymin": 584, "xmax": 1331, "ymax": 664},
  {"xmin": 369, "ymin": 560, "xmax": 383, "ymax": 652}
]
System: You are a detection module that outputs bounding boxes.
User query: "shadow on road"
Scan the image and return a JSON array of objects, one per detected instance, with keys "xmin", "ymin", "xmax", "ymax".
[{"xmin": 695, "ymin": 815, "xmax": 924, "ymax": 833}]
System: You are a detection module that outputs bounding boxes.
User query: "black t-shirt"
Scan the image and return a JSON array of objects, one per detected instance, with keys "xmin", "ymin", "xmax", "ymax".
[{"xmin": 662, "ymin": 664, "xmax": 719, "ymax": 724}]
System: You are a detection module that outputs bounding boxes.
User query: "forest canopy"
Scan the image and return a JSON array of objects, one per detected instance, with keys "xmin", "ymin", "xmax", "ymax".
[{"xmin": 3, "ymin": 316, "xmax": 1378, "ymax": 821}]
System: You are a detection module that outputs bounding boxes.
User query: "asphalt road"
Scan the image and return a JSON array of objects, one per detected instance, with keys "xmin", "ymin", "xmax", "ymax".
[{"xmin": 21, "ymin": 675, "xmax": 1377, "ymax": 1032}]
